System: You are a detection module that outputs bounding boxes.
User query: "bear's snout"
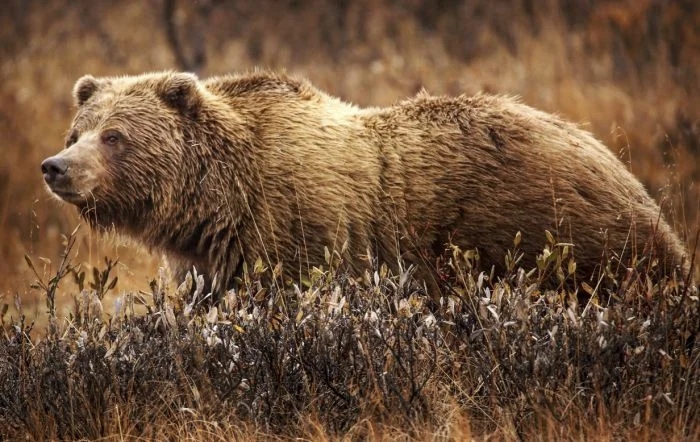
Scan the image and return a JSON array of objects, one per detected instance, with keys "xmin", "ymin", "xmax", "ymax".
[
  {"xmin": 41, "ymin": 155, "xmax": 81, "ymax": 203},
  {"xmin": 41, "ymin": 156, "xmax": 69, "ymax": 184},
  {"xmin": 41, "ymin": 137, "xmax": 106, "ymax": 204}
]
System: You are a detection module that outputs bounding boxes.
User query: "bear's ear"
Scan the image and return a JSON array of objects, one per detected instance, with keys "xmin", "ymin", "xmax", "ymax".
[
  {"xmin": 158, "ymin": 72, "xmax": 201, "ymax": 118},
  {"xmin": 73, "ymin": 75, "xmax": 100, "ymax": 106}
]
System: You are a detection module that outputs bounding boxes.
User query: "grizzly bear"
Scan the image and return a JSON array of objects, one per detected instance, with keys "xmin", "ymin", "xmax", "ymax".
[{"xmin": 41, "ymin": 71, "xmax": 689, "ymax": 294}]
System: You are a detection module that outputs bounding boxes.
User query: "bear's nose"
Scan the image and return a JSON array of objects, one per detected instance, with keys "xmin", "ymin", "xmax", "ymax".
[{"xmin": 41, "ymin": 156, "xmax": 69, "ymax": 182}]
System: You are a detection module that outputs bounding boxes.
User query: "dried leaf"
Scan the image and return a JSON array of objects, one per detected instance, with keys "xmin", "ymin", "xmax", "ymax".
[
  {"xmin": 254, "ymin": 288, "xmax": 268, "ymax": 302},
  {"xmin": 545, "ymin": 230, "xmax": 555, "ymax": 245},
  {"xmin": 254, "ymin": 257, "xmax": 264, "ymax": 274},
  {"xmin": 24, "ymin": 255, "xmax": 38, "ymax": 275},
  {"xmin": 206, "ymin": 306, "xmax": 218, "ymax": 324},
  {"xmin": 92, "ymin": 267, "xmax": 100, "ymax": 288}
]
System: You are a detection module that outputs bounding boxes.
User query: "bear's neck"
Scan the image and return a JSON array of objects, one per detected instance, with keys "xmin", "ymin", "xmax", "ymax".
[{"xmin": 151, "ymin": 115, "xmax": 259, "ymax": 286}]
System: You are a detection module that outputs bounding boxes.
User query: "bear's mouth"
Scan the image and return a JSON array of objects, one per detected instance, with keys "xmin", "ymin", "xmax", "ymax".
[{"xmin": 48, "ymin": 187, "xmax": 85, "ymax": 204}]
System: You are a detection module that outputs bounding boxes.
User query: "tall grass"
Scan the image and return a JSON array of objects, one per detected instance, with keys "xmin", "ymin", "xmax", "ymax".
[
  {"xmin": 2, "ymin": 231, "xmax": 698, "ymax": 440},
  {"xmin": 1, "ymin": 1, "xmax": 698, "ymax": 308}
]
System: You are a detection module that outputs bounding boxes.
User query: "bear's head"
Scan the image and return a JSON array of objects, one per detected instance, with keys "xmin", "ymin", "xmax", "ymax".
[{"xmin": 41, "ymin": 72, "xmax": 204, "ymax": 236}]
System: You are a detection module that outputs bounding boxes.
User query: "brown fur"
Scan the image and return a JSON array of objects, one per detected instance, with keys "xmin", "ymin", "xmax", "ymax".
[{"xmin": 42, "ymin": 71, "xmax": 690, "ymax": 293}]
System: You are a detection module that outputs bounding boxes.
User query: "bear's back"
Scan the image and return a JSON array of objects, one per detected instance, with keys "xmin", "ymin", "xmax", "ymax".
[
  {"xmin": 365, "ymin": 92, "xmax": 687, "ymax": 279},
  {"xmin": 204, "ymin": 71, "xmax": 321, "ymax": 102}
]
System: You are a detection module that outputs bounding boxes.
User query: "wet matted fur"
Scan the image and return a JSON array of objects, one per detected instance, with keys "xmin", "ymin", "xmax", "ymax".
[{"xmin": 41, "ymin": 71, "xmax": 690, "ymax": 293}]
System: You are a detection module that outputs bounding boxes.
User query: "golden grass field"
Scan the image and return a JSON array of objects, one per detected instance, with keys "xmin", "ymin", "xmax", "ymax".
[{"xmin": 0, "ymin": 1, "xmax": 699, "ymax": 439}]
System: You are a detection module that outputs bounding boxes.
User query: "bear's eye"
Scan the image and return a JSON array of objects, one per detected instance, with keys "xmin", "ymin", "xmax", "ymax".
[
  {"xmin": 65, "ymin": 133, "xmax": 78, "ymax": 147},
  {"xmin": 102, "ymin": 130, "xmax": 121, "ymax": 146}
]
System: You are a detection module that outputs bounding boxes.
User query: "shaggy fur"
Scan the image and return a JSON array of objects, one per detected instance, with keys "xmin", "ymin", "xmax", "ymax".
[{"xmin": 42, "ymin": 71, "xmax": 689, "ymax": 292}]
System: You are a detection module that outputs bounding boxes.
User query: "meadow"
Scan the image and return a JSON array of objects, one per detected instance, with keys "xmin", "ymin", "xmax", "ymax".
[{"xmin": 0, "ymin": 0, "xmax": 698, "ymax": 439}]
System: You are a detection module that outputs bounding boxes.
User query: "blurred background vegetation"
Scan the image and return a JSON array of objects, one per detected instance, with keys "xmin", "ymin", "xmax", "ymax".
[{"xmin": 1, "ymin": 0, "xmax": 698, "ymax": 317}]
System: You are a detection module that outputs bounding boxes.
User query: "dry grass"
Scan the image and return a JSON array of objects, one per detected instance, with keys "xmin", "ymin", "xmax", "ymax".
[
  {"xmin": 1, "ymin": 0, "xmax": 698, "ymax": 304},
  {"xmin": 2, "ymin": 231, "xmax": 698, "ymax": 440}
]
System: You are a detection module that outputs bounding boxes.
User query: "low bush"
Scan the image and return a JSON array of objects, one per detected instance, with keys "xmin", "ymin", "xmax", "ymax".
[{"xmin": 1, "ymin": 235, "xmax": 698, "ymax": 440}]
